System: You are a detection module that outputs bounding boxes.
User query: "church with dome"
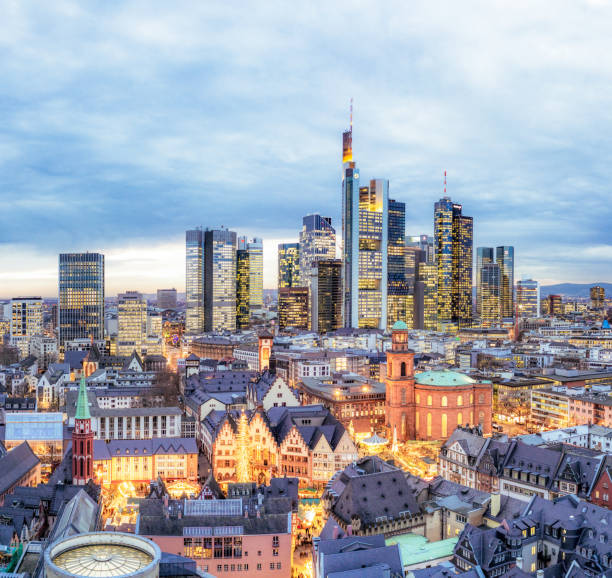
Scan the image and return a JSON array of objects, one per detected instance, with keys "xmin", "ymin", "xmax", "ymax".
[{"xmin": 385, "ymin": 321, "xmax": 493, "ymax": 442}]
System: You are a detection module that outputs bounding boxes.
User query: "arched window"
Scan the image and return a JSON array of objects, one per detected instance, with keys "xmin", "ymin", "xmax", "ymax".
[
  {"xmin": 401, "ymin": 413, "xmax": 406, "ymax": 437},
  {"xmin": 470, "ymin": 411, "xmax": 474, "ymax": 425},
  {"xmin": 427, "ymin": 395, "xmax": 433, "ymax": 406},
  {"xmin": 388, "ymin": 362, "xmax": 392, "ymax": 377},
  {"xmin": 415, "ymin": 411, "xmax": 420, "ymax": 433},
  {"xmin": 479, "ymin": 411, "xmax": 485, "ymax": 424},
  {"xmin": 479, "ymin": 394, "xmax": 485, "ymax": 404},
  {"xmin": 401, "ymin": 362, "xmax": 407, "ymax": 377},
  {"xmin": 427, "ymin": 413, "xmax": 432, "ymax": 438},
  {"xmin": 416, "ymin": 394, "xmax": 420, "ymax": 404},
  {"xmin": 442, "ymin": 414, "xmax": 448, "ymax": 438},
  {"xmin": 470, "ymin": 393, "xmax": 474, "ymax": 404},
  {"xmin": 457, "ymin": 412, "xmax": 463, "ymax": 426},
  {"xmin": 442, "ymin": 396, "xmax": 448, "ymax": 407},
  {"xmin": 401, "ymin": 388, "xmax": 406, "ymax": 405},
  {"xmin": 457, "ymin": 395, "xmax": 463, "ymax": 407}
]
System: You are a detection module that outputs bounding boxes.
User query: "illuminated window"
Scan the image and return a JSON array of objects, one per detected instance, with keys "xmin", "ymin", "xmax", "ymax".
[
  {"xmin": 427, "ymin": 413, "xmax": 432, "ymax": 437},
  {"xmin": 427, "ymin": 395, "xmax": 433, "ymax": 406},
  {"xmin": 457, "ymin": 412, "xmax": 463, "ymax": 426},
  {"xmin": 416, "ymin": 394, "xmax": 420, "ymax": 404},
  {"xmin": 442, "ymin": 414, "xmax": 448, "ymax": 438},
  {"xmin": 442, "ymin": 396, "xmax": 448, "ymax": 407},
  {"xmin": 457, "ymin": 395, "xmax": 463, "ymax": 406}
]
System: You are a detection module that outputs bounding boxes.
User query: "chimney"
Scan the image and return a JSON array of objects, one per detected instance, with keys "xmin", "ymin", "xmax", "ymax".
[
  {"xmin": 516, "ymin": 557, "xmax": 523, "ymax": 570},
  {"xmin": 490, "ymin": 493, "xmax": 501, "ymax": 517}
]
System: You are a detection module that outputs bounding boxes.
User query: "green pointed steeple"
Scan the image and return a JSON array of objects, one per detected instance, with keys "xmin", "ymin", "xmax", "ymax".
[{"xmin": 75, "ymin": 375, "xmax": 90, "ymax": 420}]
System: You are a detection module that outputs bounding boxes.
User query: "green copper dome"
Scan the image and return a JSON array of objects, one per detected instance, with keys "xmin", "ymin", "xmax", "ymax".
[
  {"xmin": 75, "ymin": 375, "xmax": 91, "ymax": 420},
  {"xmin": 415, "ymin": 369, "xmax": 476, "ymax": 387},
  {"xmin": 391, "ymin": 320, "xmax": 408, "ymax": 330}
]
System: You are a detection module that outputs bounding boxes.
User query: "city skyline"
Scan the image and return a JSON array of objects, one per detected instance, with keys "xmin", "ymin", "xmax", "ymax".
[{"xmin": 2, "ymin": 2, "xmax": 612, "ymax": 296}]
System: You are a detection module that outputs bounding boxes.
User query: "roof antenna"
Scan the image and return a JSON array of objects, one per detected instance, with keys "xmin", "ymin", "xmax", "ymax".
[
  {"xmin": 350, "ymin": 97, "xmax": 353, "ymax": 130},
  {"xmin": 444, "ymin": 170, "xmax": 447, "ymax": 195}
]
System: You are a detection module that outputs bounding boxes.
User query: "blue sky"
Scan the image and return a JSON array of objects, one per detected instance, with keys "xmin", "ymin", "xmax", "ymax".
[{"xmin": 1, "ymin": 0, "xmax": 611, "ymax": 297}]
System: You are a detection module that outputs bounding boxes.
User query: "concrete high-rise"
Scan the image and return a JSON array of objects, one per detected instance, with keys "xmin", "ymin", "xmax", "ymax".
[
  {"xmin": 156, "ymin": 288, "xmax": 177, "ymax": 309},
  {"xmin": 516, "ymin": 279, "xmax": 540, "ymax": 318},
  {"xmin": 278, "ymin": 287, "xmax": 309, "ymax": 330},
  {"xmin": 185, "ymin": 228, "xmax": 205, "ymax": 334},
  {"xmin": 117, "ymin": 291, "xmax": 147, "ymax": 357},
  {"xmin": 236, "ymin": 243, "xmax": 250, "ymax": 329},
  {"xmin": 247, "ymin": 238, "xmax": 263, "ymax": 313},
  {"xmin": 479, "ymin": 263, "xmax": 501, "ymax": 326},
  {"xmin": 277, "ymin": 243, "xmax": 300, "ymax": 289},
  {"xmin": 10, "ymin": 297, "xmax": 43, "ymax": 358},
  {"xmin": 496, "ymin": 246, "xmax": 515, "ymax": 319},
  {"xmin": 414, "ymin": 253, "xmax": 437, "ymax": 331},
  {"xmin": 205, "ymin": 229, "xmax": 237, "ymax": 332},
  {"xmin": 299, "ymin": 215, "xmax": 335, "ymax": 289},
  {"xmin": 476, "ymin": 247, "xmax": 494, "ymax": 318},
  {"xmin": 310, "ymin": 259, "xmax": 342, "ymax": 334},
  {"xmin": 591, "ymin": 285, "xmax": 605, "ymax": 309},
  {"xmin": 58, "ymin": 253, "xmax": 104, "ymax": 348}
]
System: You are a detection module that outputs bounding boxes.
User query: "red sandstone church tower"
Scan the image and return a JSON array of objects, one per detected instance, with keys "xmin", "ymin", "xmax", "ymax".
[
  {"xmin": 258, "ymin": 329, "xmax": 273, "ymax": 371},
  {"xmin": 385, "ymin": 321, "xmax": 416, "ymax": 442},
  {"xmin": 72, "ymin": 375, "xmax": 94, "ymax": 485}
]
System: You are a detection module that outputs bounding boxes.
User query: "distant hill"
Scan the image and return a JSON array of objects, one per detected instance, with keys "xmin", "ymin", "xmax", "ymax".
[{"xmin": 540, "ymin": 282, "xmax": 612, "ymax": 298}]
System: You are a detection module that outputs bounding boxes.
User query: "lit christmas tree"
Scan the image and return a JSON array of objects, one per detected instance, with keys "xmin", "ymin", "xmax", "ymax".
[{"xmin": 235, "ymin": 411, "xmax": 250, "ymax": 483}]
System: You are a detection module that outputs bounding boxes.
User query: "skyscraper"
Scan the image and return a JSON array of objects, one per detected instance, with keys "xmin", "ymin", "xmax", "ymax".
[
  {"xmin": 387, "ymin": 199, "xmax": 411, "ymax": 329},
  {"xmin": 247, "ymin": 238, "xmax": 263, "ymax": 313},
  {"xmin": 414, "ymin": 260, "xmax": 438, "ymax": 331},
  {"xmin": 278, "ymin": 287, "xmax": 309, "ymax": 330},
  {"xmin": 590, "ymin": 285, "xmax": 605, "ymax": 309},
  {"xmin": 496, "ymin": 246, "xmax": 515, "ymax": 319},
  {"xmin": 480, "ymin": 263, "xmax": 501, "ymax": 326},
  {"xmin": 277, "ymin": 243, "xmax": 300, "ymax": 289},
  {"xmin": 10, "ymin": 297, "xmax": 43, "ymax": 358},
  {"xmin": 204, "ymin": 229, "xmax": 237, "ymax": 332},
  {"xmin": 476, "ymin": 247, "xmax": 494, "ymax": 318},
  {"xmin": 236, "ymin": 242, "xmax": 250, "ymax": 329},
  {"xmin": 516, "ymin": 279, "xmax": 540, "ymax": 318},
  {"xmin": 434, "ymin": 186, "xmax": 473, "ymax": 328},
  {"xmin": 58, "ymin": 253, "xmax": 104, "ymax": 349},
  {"xmin": 310, "ymin": 259, "xmax": 342, "ymax": 334},
  {"xmin": 156, "ymin": 288, "xmax": 177, "ymax": 309},
  {"xmin": 117, "ymin": 291, "xmax": 147, "ymax": 356},
  {"xmin": 299, "ymin": 215, "xmax": 335, "ymax": 288},
  {"xmin": 185, "ymin": 228, "xmax": 205, "ymax": 334}
]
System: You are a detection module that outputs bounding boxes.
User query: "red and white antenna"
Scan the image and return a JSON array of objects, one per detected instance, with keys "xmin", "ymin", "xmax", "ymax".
[
  {"xmin": 444, "ymin": 170, "xmax": 447, "ymax": 195},
  {"xmin": 350, "ymin": 97, "xmax": 353, "ymax": 130}
]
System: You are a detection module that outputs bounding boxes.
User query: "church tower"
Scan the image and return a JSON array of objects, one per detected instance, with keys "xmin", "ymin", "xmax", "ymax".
[
  {"xmin": 258, "ymin": 329, "xmax": 273, "ymax": 372},
  {"xmin": 72, "ymin": 375, "xmax": 94, "ymax": 485},
  {"xmin": 385, "ymin": 320, "xmax": 415, "ymax": 442}
]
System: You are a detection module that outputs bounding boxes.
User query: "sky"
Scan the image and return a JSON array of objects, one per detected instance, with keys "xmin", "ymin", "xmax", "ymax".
[{"xmin": 1, "ymin": 0, "xmax": 612, "ymax": 297}]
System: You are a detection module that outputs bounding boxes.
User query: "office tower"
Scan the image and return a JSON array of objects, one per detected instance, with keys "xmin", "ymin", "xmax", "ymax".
[
  {"xmin": 58, "ymin": 253, "xmax": 105, "ymax": 348},
  {"xmin": 247, "ymin": 238, "xmax": 263, "ymax": 312},
  {"xmin": 591, "ymin": 286, "xmax": 605, "ymax": 309},
  {"xmin": 516, "ymin": 279, "xmax": 540, "ymax": 318},
  {"xmin": 479, "ymin": 263, "xmax": 501, "ymax": 326},
  {"xmin": 278, "ymin": 287, "xmax": 309, "ymax": 330},
  {"xmin": 476, "ymin": 247, "xmax": 494, "ymax": 318},
  {"xmin": 117, "ymin": 291, "xmax": 147, "ymax": 356},
  {"xmin": 10, "ymin": 297, "xmax": 43, "ymax": 358},
  {"xmin": 156, "ymin": 288, "xmax": 177, "ymax": 309},
  {"xmin": 236, "ymin": 243, "xmax": 250, "ymax": 329},
  {"xmin": 204, "ymin": 228, "xmax": 237, "ymax": 332},
  {"xmin": 434, "ymin": 186, "xmax": 473, "ymax": 329},
  {"xmin": 299, "ymin": 215, "xmax": 335, "ymax": 288},
  {"xmin": 414, "ymin": 257, "xmax": 438, "ymax": 331},
  {"xmin": 387, "ymin": 199, "xmax": 411, "ymax": 329},
  {"xmin": 310, "ymin": 259, "xmax": 343, "ymax": 334},
  {"xmin": 547, "ymin": 294, "xmax": 563, "ymax": 317},
  {"xmin": 496, "ymin": 246, "xmax": 515, "ymax": 318},
  {"xmin": 185, "ymin": 228, "xmax": 205, "ymax": 334},
  {"xmin": 277, "ymin": 243, "xmax": 300, "ymax": 289}
]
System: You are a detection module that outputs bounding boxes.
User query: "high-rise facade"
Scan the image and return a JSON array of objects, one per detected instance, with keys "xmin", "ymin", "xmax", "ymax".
[
  {"xmin": 278, "ymin": 287, "xmax": 309, "ymax": 330},
  {"xmin": 479, "ymin": 263, "xmax": 501, "ymax": 326},
  {"xmin": 117, "ymin": 291, "xmax": 147, "ymax": 356},
  {"xmin": 310, "ymin": 259, "xmax": 342, "ymax": 334},
  {"xmin": 236, "ymin": 244, "xmax": 250, "ymax": 329},
  {"xmin": 387, "ymin": 199, "xmax": 411, "ymax": 329},
  {"xmin": 414, "ymin": 255, "xmax": 438, "ymax": 331},
  {"xmin": 185, "ymin": 228, "xmax": 205, "ymax": 334},
  {"xmin": 299, "ymin": 215, "xmax": 335, "ymax": 288},
  {"xmin": 156, "ymin": 289, "xmax": 177, "ymax": 309},
  {"xmin": 590, "ymin": 286, "xmax": 605, "ymax": 309},
  {"xmin": 58, "ymin": 253, "xmax": 105, "ymax": 348},
  {"xmin": 277, "ymin": 243, "xmax": 300, "ymax": 289},
  {"xmin": 10, "ymin": 297, "xmax": 43, "ymax": 358},
  {"xmin": 476, "ymin": 247, "xmax": 494, "ymax": 318},
  {"xmin": 516, "ymin": 279, "xmax": 540, "ymax": 318},
  {"xmin": 434, "ymin": 194, "xmax": 473, "ymax": 328},
  {"xmin": 496, "ymin": 246, "xmax": 515, "ymax": 318},
  {"xmin": 247, "ymin": 238, "xmax": 263, "ymax": 313},
  {"xmin": 204, "ymin": 229, "xmax": 237, "ymax": 332}
]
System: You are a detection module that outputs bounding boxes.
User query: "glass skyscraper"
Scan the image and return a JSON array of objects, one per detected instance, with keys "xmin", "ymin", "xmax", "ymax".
[
  {"xmin": 387, "ymin": 199, "xmax": 410, "ymax": 329},
  {"xmin": 476, "ymin": 247, "xmax": 494, "ymax": 318},
  {"xmin": 277, "ymin": 243, "xmax": 300, "ymax": 289},
  {"xmin": 299, "ymin": 214, "xmax": 335, "ymax": 289},
  {"xmin": 185, "ymin": 228, "xmax": 205, "ymax": 334},
  {"xmin": 58, "ymin": 252, "xmax": 105, "ymax": 348},
  {"xmin": 204, "ymin": 228, "xmax": 237, "ymax": 332},
  {"xmin": 496, "ymin": 246, "xmax": 515, "ymax": 319},
  {"xmin": 310, "ymin": 259, "xmax": 342, "ymax": 334},
  {"xmin": 517, "ymin": 279, "xmax": 540, "ymax": 318},
  {"xmin": 247, "ymin": 238, "xmax": 263, "ymax": 312},
  {"xmin": 434, "ymin": 197, "xmax": 454, "ymax": 326},
  {"xmin": 480, "ymin": 263, "xmax": 501, "ymax": 326},
  {"xmin": 236, "ymin": 244, "xmax": 250, "ymax": 329},
  {"xmin": 278, "ymin": 287, "xmax": 309, "ymax": 330}
]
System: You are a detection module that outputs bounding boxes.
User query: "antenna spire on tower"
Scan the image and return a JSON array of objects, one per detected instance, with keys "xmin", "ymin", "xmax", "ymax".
[
  {"xmin": 444, "ymin": 170, "xmax": 447, "ymax": 195},
  {"xmin": 350, "ymin": 97, "xmax": 353, "ymax": 130}
]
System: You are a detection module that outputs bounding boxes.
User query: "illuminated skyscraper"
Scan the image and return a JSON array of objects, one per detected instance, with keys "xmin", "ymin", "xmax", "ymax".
[
  {"xmin": 479, "ymin": 263, "xmax": 501, "ymax": 326},
  {"xmin": 185, "ymin": 228, "xmax": 205, "ymax": 334},
  {"xmin": 476, "ymin": 247, "xmax": 494, "ymax": 318},
  {"xmin": 547, "ymin": 294, "xmax": 563, "ymax": 317},
  {"xmin": 277, "ymin": 243, "xmax": 300, "ymax": 289},
  {"xmin": 278, "ymin": 287, "xmax": 309, "ymax": 330},
  {"xmin": 516, "ymin": 279, "xmax": 540, "ymax": 318},
  {"xmin": 10, "ymin": 297, "xmax": 43, "ymax": 358},
  {"xmin": 434, "ymin": 197, "xmax": 453, "ymax": 326},
  {"xmin": 387, "ymin": 199, "xmax": 411, "ymax": 329},
  {"xmin": 247, "ymin": 238, "xmax": 263, "ymax": 313},
  {"xmin": 117, "ymin": 291, "xmax": 147, "ymax": 356},
  {"xmin": 236, "ymin": 243, "xmax": 250, "ymax": 329},
  {"xmin": 590, "ymin": 285, "xmax": 605, "ymax": 309},
  {"xmin": 204, "ymin": 228, "xmax": 237, "ymax": 332},
  {"xmin": 496, "ymin": 246, "xmax": 515, "ymax": 319},
  {"xmin": 310, "ymin": 259, "xmax": 343, "ymax": 334},
  {"xmin": 299, "ymin": 215, "xmax": 335, "ymax": 289},
  {"xmin": 58, "ymin": 253, "xmax": 104, "ymax": 348},
  {"xmin": 414, "ymin": 254, "xmax": 438, "ymax": 331}
]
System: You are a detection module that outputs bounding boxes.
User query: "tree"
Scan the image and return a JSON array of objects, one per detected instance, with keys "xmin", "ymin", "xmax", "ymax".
[
  {"xmin": 154, "ymin": 371, "xmax": 179, "ymax": 406},
  {"xmin": 235, "ymin": 411, "xmax": 251, "ymax": 483}
]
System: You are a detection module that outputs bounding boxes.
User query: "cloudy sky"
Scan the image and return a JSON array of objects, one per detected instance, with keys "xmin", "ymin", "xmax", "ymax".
[{"xmin": 1, "ymin": 0, "xmax": 611, "ymax": 297}]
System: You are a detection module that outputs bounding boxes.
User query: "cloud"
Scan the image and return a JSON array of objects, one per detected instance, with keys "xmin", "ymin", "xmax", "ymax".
[{"xmin": 1, "ymin": 0, "xmax": 612, "ymax": 294}]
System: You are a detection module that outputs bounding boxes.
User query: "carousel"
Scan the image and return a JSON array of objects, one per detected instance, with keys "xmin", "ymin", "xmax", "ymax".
[{"xmin": 360, "ymin": 432, "xmax": 389, "ymax": 454}]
